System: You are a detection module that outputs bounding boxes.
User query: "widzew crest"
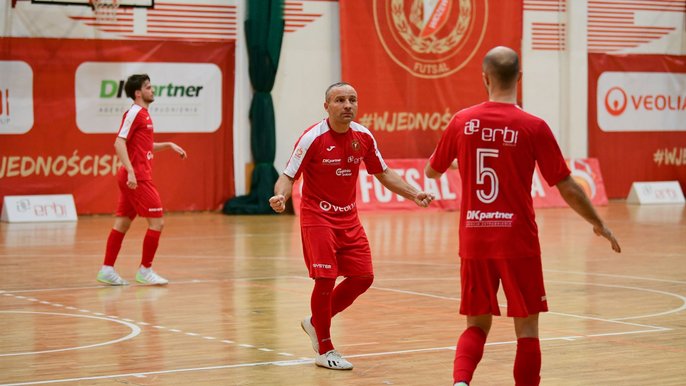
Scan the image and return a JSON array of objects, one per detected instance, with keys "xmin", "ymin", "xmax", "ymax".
[{"xmin": 373, "ymin": 0, "xmax": 488, "ymax": 79}]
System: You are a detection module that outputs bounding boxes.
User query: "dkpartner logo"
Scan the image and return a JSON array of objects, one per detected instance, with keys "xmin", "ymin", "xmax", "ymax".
[{"xmin": 75, "ymin": 62, "xmax": 223, "ymax": 134}]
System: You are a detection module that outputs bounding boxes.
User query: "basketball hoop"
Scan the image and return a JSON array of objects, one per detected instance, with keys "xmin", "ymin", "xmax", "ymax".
[{"xmin": 91, "ymin": 0, "xmax": 120, "ymax": 22}]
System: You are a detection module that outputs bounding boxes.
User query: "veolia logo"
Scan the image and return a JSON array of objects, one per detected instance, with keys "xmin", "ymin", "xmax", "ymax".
[
  {"xmin": 604, "ymin": 86, "xmax": 627, "ymax": 116},
  {"xmin": 597, "ymin": 71, "xmax": 686, "ymax": 132}
]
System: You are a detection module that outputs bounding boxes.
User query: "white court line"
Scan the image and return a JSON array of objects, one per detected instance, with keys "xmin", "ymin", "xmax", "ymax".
[
  {"xmin": 0, "ymin": 276, "xmax": 297, "ymax": 294},
  {"xmin": 0, "ymin": 331, "xmax": 666, "ymax": 386},
  {"xmin": 0, "ymin": 291, "xmax": 299, "ymax": 360},
  {"xmin": 545, "ymin": 269, "xmax": 686, "ymax": 285},
  {"xmin": 549, "ymin": 280, "xmax": 686, "ymax": 321},
  {"xmin": 1, "ymin": 272, "xmax": 681, "ymax": 385},
  {"xmin": 0, "ymin": 311, "xmax": 140, "ymax": 357},
  {"xmin": 371, "ymin": 286, "xmax": 460, "ymax": 301}
]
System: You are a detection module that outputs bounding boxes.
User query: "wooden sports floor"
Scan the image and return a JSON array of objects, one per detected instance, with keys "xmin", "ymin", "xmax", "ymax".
[{"xmin": 1, "ymin": 202, "xmax": 684, "ymax": 385}]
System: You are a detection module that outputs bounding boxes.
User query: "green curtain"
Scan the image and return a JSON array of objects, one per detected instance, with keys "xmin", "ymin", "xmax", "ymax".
[{"xmin": 223, "ymin": 0, "xmax": 284, "ymax": 214}]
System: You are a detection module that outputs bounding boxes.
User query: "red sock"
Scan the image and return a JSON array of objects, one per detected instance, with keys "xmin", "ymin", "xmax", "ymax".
[
  {"xmin": 453, "ymin": 326, "xmax": 487, "ymax": 384},
  {"xmin": 310, "ymin": 278, "xmax": 335, "ymax": 354},
  {"xmin": 140, "ymin": 229, "xmax": 161, "ymax": 268},
  {"xmin": 331, "ymin": 276, "xmax": 373, "ymax": 317},
  {"xmin": 514, "ymin": 338, "xmax": 541, "ymax": 386},
  {"xmin": 103, "ymin": 229, "xmax": 125, "ymax": 266}
]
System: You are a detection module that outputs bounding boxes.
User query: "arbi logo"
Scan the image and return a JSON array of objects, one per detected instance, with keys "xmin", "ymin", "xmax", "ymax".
[
  {"xmin": 99, "ymin": 80, "xmax": 204, "ymax": 98},
  {"xmin": 604, "ymin": 86, "xmax": 627, "ymax": 116},
  {"xmin": 373, "ymin": 0, "xmax": 488, "ymax": 78}
]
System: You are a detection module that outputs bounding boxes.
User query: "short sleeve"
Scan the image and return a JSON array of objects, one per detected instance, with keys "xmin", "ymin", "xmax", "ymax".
[
  {"xmin": 534, "ymin": 121, "xmax": 571, "ymax": 186},
  {"xmin": 429, "ymin": 114, "xmax": 460, "ymax": 173}
]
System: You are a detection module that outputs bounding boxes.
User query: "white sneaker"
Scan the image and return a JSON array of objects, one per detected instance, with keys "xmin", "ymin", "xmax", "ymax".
[
  {"xmin": 135, "ymin": 268, "xmax": 168, "ymax": 285},
  {"xmin": 454, "ymin": 382, "xmax": 469, "ymax": 386},
  {"xmin": 315, "ymin": 350, "xmax": 353, "ymax": 370},
  {"xmin": 301, "ymin": 316, "xmax": 319, "ymax": 354},
  {"xmin": 97, "ymin": 267, "xmax": 129, "ymax": 286}
]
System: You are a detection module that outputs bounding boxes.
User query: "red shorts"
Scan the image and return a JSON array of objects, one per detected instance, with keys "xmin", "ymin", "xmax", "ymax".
[
  {"xmin": 115, "ymin": 170, "xmax": 163, "ymax": 220},
  {"xmin": 459, "ymin": 257, "xmax": 548, "ymax": 318},
  {"xmin": 301, "ymin": 224, "xmax": 373, "ymax": 279}
]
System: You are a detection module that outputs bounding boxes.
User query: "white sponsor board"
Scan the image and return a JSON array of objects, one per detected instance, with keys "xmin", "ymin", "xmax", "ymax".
[
  {"xmin": 597, "ymin": 71, "xmax": 686, "ymax": 132},
  {"xmin": 1, "ymin": 194, "xmax": 78, "ymax": 222},
  {"xmin": 626, "ymin": 181, "xmax": 685, "ymax": 205},
  {"xmin": 0, "ymin": 61, "xmax": 34, "ymax": 135},
  {"xmin": 75, "ymin": 62, "xmax": 222, "ymax": 133}
]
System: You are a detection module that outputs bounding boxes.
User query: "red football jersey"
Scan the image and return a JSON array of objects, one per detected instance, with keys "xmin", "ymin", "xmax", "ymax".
[
  {"xmin": 117, "ymin": 104, "xmax": 154, "ymax": 181},
  {"xmin": 430, "ymin": 102, "xmax": 570, "ymax": 259},
  {"xmin": 284, "ymin": 119, "xmax": 387, "ymax": 228}
]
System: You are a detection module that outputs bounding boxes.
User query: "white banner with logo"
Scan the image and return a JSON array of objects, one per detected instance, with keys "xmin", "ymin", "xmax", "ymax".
[
  {"xmin": 588, "ymin": 54, "xmax": 686, "ymax": 198},
  {"xmin": 0, "ymin": 61, "xmax": 34, "ymax": 135},
  {"xmin": 598, "ymin": 71, "xmax": 686, "ymax": 132},
  {"xmin": 1, "ymin": 194, "xmax": 78, "ymax": 222},
  {"xmin": 75, "ymin": 62, "xmax": 222, "ymax": 133}
]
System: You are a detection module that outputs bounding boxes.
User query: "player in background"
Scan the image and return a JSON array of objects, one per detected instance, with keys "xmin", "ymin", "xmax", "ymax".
[
  {"xmin": 97, "ymin": 74, "xmax": 187, "ymax": 286},
  {"xmin": 424, "ymin": 47, "xmax": 621, "ymax": 386},
  {"xmin": 269, "ymin": 82, "xmax": 434, "ymax": 370}
]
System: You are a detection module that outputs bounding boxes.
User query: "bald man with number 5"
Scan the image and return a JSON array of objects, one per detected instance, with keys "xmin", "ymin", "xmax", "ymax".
[{"xmin": 425, "ymin": 47, "xmax": 621, "ymax": 386}]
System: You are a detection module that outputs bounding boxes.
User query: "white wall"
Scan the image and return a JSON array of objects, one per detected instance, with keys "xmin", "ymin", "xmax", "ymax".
[{"xmin": 233, "ymin": 1, "xmax": 341, "ymax": 195}]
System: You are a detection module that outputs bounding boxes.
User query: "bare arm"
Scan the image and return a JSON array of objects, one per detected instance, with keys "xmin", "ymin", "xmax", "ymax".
[
  {"xmin": 374, "ymin": 168, "xmax": 434, "ymax": 207},
  {"xmin": 153, "ymin": 142, "xmax": 187, "ymax": 159},
  {"xmin": 269, "ymin": 173, "xmax": 295, "ymax": 213},
  {"xmin": 114, "ymin": 137, "xmax": 137, "ymax": 190},
  {"xmin": 424, "ymin": 163, "xmax": 442, "ymax": 179},
  {"xmin": 424, "ymin": 159, "xmax": 457, "ymax": 179},
  {"xmin": 556, "ymin": 175, "xmax": 621, "ymax": 252}
]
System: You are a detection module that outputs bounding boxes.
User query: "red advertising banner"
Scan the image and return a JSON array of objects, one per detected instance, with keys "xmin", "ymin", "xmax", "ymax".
[
  {"xmin": 589, "ymin": 54, "xmax": 686, "ymax": 198},
  {"xmin": 0, "ymin": 38, "xmax": 235, "ymax": 214},
  {"xmin": 291, "ymin": 158, "xmax": 607, "ymax": 214},
  {"xmin": 533, "ymin": 158, "xmax": 608, "ymax": 208},
  {"xmin": 340, "ymin": 1, "xmax": 522, "ymax": 159}
]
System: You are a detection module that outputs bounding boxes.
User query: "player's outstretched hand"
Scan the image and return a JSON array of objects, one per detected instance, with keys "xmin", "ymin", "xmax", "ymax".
[
  {"xmin": 170, "ymin": 143, "xmax": 187, "ymax": 159},
  {"xmin": 269, "ymin": 195, "xmax": 286, "ymax": 213},
  {"xmin": 594, "ymin": 225, "xmax": 621, "ymax": 253},
  {"xmin": 414, "ymin": 192, "xmax": 435, "ymax": 208}
]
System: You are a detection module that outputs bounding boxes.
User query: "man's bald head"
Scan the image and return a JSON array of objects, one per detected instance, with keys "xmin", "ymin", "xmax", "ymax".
[{"xmin": 482, "ymin": 46, "xmax": 520, "ymax": 89}]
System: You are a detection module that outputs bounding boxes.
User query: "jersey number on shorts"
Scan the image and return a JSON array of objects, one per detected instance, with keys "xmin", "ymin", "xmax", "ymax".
[{"xmin": 476, "ymin": 148, "xmax": 499, "ymax": 204}]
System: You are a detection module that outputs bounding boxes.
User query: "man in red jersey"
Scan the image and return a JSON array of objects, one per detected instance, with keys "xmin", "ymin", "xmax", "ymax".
[
  {"xmin": 425, "ymin": 47, "xmax": 621, "ymax": 386},
  {"xmin": 269, "ymin": 82, "xmax": 435, "ymax": 370},
  {"xmin": 97, "ymin": 74, "xmax": 187, "ymax": 286}
]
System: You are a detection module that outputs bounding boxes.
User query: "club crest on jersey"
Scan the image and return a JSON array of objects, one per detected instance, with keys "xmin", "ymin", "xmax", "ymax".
[
  {"xmin": 146, "ymin": 151, "xmax": 154, "ymax": 160},
  {"xmin": 351, "ymin": 139, "xmax": 361, "ymax": 152},
  {"xmin": 373, "ymin": 0, "xmax": 488, "ymax": 79}
]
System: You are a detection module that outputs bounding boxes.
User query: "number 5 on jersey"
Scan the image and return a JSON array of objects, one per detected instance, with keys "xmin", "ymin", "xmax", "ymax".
[{"xmin": 476, "ymin": 148, "xmax": 499, "ymax": 204}]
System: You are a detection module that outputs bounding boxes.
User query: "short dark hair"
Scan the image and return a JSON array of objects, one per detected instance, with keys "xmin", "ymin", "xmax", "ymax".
[
  {"xmin": 124, "ymin": 74, "xmax": 150, "ymax": 100},
  {"xmin": 325, "ymin": 82, "xmax": 352, "ymax": 102},
  {"xmin": 482, "ymin": 48, "xmax": 520, "ymax": 87}
]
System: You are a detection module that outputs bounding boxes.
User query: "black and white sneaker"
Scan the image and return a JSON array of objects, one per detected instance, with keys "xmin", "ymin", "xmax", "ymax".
[{"xmin": 315, "ymin": 349, "xmax": 353, "ymax": 370}]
